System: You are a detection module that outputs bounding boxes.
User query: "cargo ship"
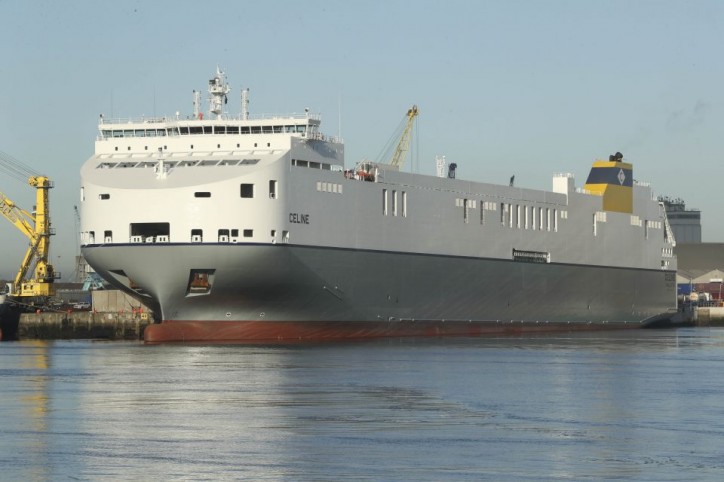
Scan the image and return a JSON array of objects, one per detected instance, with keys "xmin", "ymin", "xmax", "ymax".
[{"xmin": 80, "ymin": 68, "xmax": 678, "ymax": 342}]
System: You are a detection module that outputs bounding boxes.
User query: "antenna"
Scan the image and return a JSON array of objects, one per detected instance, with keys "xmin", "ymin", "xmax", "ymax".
[
  {"xmin": 338, "ymin": 92, "xmax": 342, "ymax": 141},
  {"xmin": 241, "ymin": 88, "xmax": 249, "ymax": 120},
  {"xmin": 192, "ymin": 90, "xmax": 200, "ymax": 119},
  {"xmin": 208, "ymin": 66, "xmax": 230, "ymax": 119}
]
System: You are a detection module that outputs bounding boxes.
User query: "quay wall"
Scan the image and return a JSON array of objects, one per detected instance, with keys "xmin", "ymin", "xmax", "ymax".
[
  {"xmin": 19, "ymin": 311, "xmax": 151, "ymax": 340},
  {"xmin": 10, "ymin": 290, "xmax": 154, "ymax": 341},
  {"xmin": 694, "ymin": 307, "xmax": 724, "ymax": 326}
]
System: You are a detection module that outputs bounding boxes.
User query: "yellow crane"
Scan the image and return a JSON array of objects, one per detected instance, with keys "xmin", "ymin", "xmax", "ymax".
[
  {"xmin": 354, "ymin": 105, "xmax": 419, "ymax": 181},
  {"xmin": 389, "ymin": 105, "xmax": 418, "ymax": 169},
  {"xmin": 0, "ymin": 151, "xmax": 58, "ymax": 302}
]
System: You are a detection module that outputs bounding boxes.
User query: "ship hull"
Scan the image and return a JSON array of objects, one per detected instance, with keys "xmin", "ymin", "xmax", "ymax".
[{"xmin": 82, "ymin": 243, "xmax": 676, "ymax": 342}]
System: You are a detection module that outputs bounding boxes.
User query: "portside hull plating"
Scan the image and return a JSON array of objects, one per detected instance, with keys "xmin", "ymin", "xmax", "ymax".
[{"xmin": 82, "ymin": 243, "xmax": 677, "ymax": 342}]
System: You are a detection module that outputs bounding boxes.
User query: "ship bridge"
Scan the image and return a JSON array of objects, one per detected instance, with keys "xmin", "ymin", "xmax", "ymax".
[{"xmin": 97, "ymin": 113, "xmax": 341, "ymax": 144}]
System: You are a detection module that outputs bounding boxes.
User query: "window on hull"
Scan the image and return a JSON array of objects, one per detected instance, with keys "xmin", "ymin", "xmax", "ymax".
[
  {"xmin": 240, "ymin": 184, "xmax": 254, "ymax": 198},
  {"xmin": 130, "ymin": 222, "xmax": 169, "ymax": 243}
]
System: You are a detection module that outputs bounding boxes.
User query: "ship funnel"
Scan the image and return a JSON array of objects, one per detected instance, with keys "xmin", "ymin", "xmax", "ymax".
[{"xmin": 584, "ymin": 152, "xmax": 633, "ymax": 213}]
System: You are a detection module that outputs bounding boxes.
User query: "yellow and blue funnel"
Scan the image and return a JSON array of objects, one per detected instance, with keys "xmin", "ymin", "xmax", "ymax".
[{"xmin": 584, "ymin": 152, "xmax": 633, "ymax": 213}]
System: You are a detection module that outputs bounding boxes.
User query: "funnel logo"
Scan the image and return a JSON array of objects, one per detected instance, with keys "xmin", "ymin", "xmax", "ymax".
[{"xmin": 618, "ymin": 169, "xmax": 626, "ymax": 185}]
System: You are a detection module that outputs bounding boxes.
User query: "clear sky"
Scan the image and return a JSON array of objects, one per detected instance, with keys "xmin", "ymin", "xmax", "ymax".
[{"xmin": 0, "ymin": 0, "xmax": 723, "ymax": 280}]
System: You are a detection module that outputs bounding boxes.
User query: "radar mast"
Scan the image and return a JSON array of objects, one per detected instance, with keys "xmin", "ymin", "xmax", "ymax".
[{"xmin": 208, "ymin": 66, "xmax": 230, "ymax": 119}]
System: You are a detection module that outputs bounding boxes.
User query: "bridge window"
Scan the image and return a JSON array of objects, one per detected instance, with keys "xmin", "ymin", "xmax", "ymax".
[
  {"xmin": 194, "ymin": 192, "xmax": 211, "ymax": 198},
  {"xmin": 243, "ymin": 229, "xmax": 253, "ymax": 238}
]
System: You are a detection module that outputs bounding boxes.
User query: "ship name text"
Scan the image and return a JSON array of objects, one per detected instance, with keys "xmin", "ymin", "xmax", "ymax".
[{"xmin": 289, "ymin": 213, "xmax": 310, "ymax": 224}]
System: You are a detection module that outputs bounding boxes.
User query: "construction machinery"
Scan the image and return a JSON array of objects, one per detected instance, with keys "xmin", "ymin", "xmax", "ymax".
[{"xmin": 0, "ymin": 151, "xmax": 58, "ymax": 305}]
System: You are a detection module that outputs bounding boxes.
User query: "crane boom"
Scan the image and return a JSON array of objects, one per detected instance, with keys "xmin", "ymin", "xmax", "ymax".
[
  {"xmin": 0, "ymin": 175, "xmax": 57, "ymax": 299},
  {"xmin": 390, "ymin": 105, "xmax": 418, "ymax": 169}
]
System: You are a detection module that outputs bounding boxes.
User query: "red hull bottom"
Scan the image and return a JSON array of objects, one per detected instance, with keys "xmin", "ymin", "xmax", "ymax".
[{"xmin": 144, "ymin": 319, "xmax": 643, "ymax": 343}]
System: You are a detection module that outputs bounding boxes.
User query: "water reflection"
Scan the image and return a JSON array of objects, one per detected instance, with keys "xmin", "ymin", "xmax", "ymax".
[
  {"xmin": 2, "ymin": 329, "xmax": 724, "ymax": 480},
  {"xmin": 1, "ymin": 341, "xmax": 50, "ymax": 482}
]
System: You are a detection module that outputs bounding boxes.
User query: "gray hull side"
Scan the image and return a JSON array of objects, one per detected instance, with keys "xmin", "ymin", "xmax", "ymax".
[{"xmin": 82, "ymin": 243, "xmax": 677, "ymax": 325}]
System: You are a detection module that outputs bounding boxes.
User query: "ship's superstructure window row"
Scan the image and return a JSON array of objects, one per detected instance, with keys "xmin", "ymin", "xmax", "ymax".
[
  {"xmin": 382, "ymin": 189, "xmax": 408, "ymax": 217},
  {"xmin": 96, "ymin": 158, "xmax": 261, "ymax": 169},
  {"xmin": 316, "ymin": 181, "xmax": 343, "ymax": 194},
  {"xmin": 100, "ymin": 124, "xmax": 309, "ymax": 139},
  {"xmin": 110, "ymin": 225, "xmax": 258, "ymax": 244},
  {"xmin": 486, "ymin": 201, "xmax": 560, "ymax": 232},
  {"xmin": 291, "ymin": 158, "xmax": 343, "ymax": 171}
]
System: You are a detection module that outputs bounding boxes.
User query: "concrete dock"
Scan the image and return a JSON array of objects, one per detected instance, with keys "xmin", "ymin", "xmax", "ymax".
[
  {"xmin": 1, "ymin": 289, "xmax": 154, "ymax": 341},
  {"xmin": 693, "ymin": 306, "xmax": 724, "ymax": 326},
  {"xmin": 18, "ymin": 311, "xmax": 151, "ymax": 340}
]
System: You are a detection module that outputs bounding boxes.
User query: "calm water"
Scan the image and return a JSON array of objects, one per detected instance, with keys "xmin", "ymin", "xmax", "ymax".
[{"xmin": 2, "ymin": 329, "xmax": 724, "ymax": 481}]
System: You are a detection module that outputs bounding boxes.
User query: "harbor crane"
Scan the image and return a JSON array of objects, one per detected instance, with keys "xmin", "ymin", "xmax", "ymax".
[
  {"xmin": 353, "ymin": 104, "xmax": 419, "ymax": 181},
  {"xmin": 389, "ymin": 105, "xmax": 418, "ymax": 169},
  {"xmin": 0, "ymin": 151, "xmax": 58, "ymax": 304}
]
